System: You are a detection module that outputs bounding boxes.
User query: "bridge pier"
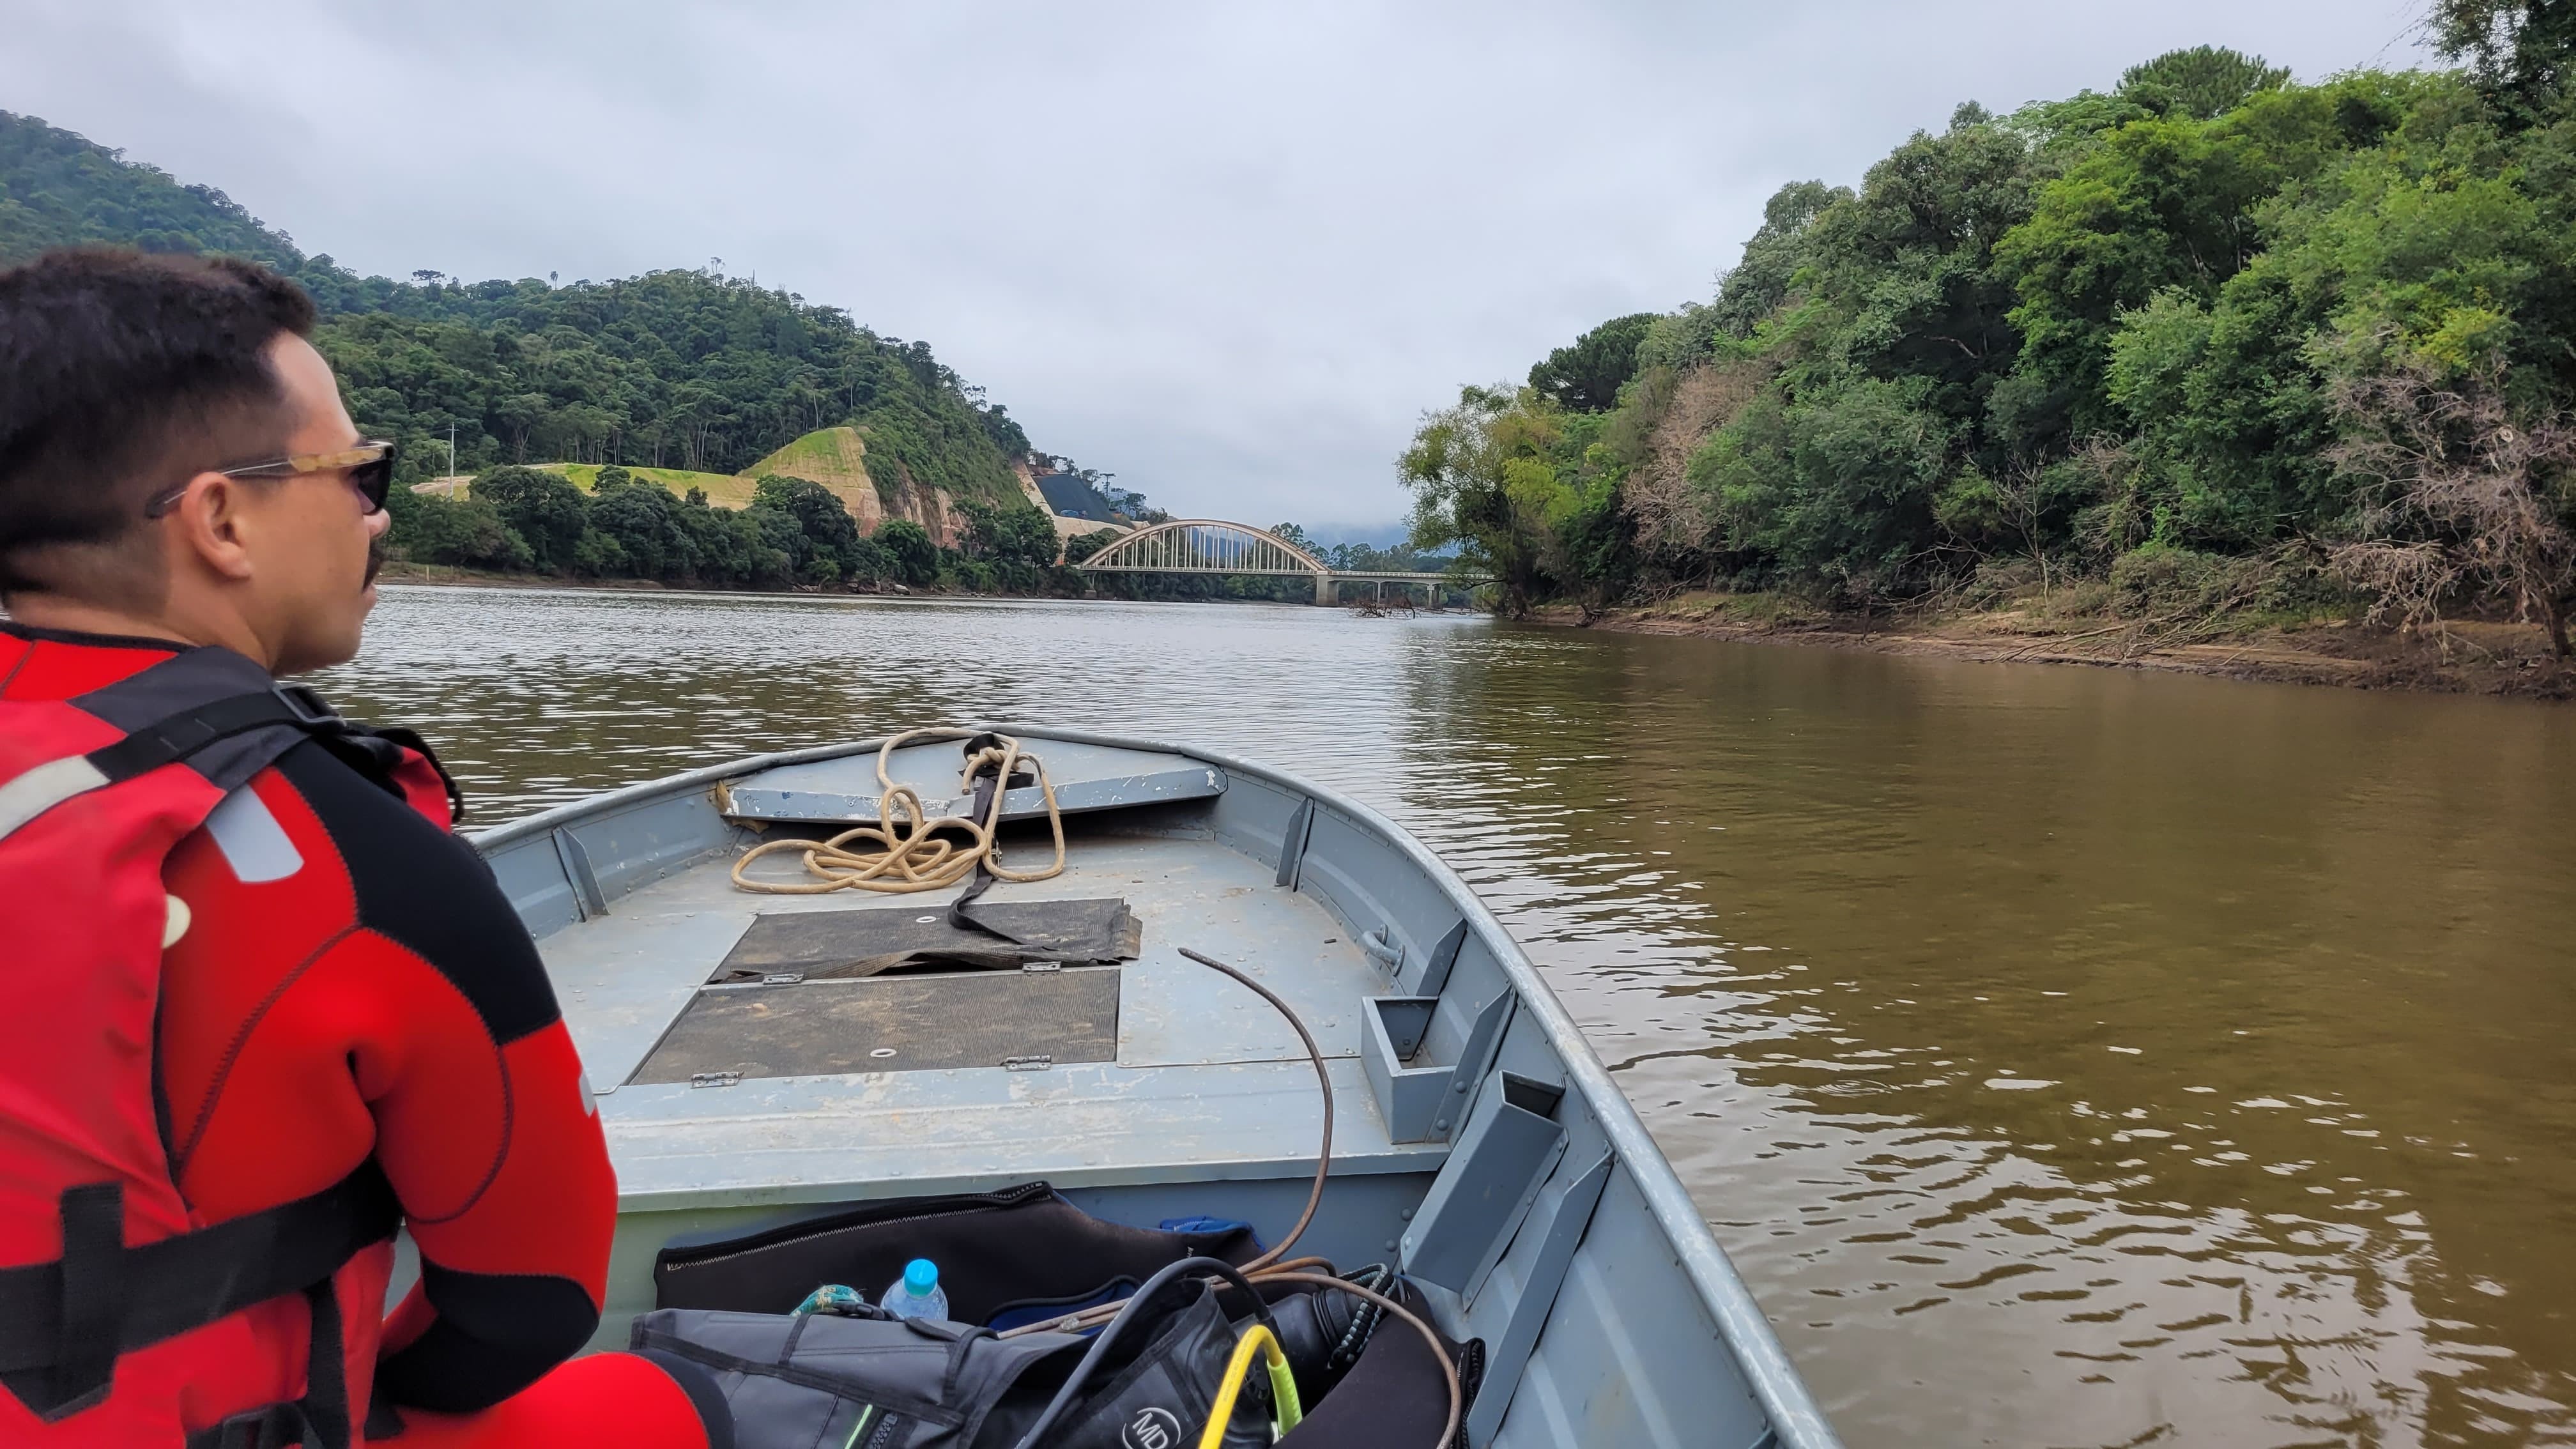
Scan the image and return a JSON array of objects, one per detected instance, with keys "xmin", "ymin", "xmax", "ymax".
[{"xmin": 1315, "ymin": 572, "xmax": 1333, "ymax": 606}]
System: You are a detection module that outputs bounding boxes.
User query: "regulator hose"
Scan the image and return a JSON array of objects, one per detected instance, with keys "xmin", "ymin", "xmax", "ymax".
[
  {"xmin": 1199, "ymin": 1324, "xmax": 1302, "ymax": 1449},
  {"xmin": 1176, "ymin": 947, "xmax": 1333, "ymax": 1273},
  {"xmin": 997, "ymin": 946, "xmax": 1460, "ymax": 1449},
  {"xmin": 1007, "ymin": 1256, "xmax": 1277, "ymax": 1449}
]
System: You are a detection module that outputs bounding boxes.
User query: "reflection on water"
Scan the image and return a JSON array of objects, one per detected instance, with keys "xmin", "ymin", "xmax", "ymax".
[{"xmin": 326, "ymin": 584, "xmax": 2576, "ymax": 1448}]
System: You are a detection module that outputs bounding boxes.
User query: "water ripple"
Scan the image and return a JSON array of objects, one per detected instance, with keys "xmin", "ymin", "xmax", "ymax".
[{"xmin": 319, "ymin": 585, "xmax": 2576, "ymax": 1449}]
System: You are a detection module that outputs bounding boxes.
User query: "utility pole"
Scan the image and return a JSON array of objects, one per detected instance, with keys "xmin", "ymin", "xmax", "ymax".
[{"xmin": 448, "ymin": 422, "xmax": 458, "ymax": 487}]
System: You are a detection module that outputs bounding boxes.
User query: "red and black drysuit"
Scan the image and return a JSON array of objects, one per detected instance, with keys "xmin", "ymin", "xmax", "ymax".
[{"xmin": 0, "ymin": 623, "xmax": 726, "ymax": 1448}]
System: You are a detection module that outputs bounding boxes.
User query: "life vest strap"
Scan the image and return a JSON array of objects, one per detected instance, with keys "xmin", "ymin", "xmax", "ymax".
[
  {"xmin": 0, "ymin": 1164, "xmax": 401, "ymax": 1418},
  {"xmin": 84, "ymin": 682, "xmax": 344, "ymax": 784},
  {"xmin": 0, "ymin": 682, "xmax": 348, "ymax": 845}
]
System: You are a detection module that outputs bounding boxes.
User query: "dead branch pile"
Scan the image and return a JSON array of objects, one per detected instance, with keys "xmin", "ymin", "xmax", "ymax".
[{"xmin": 2328, "ymin": 360, "xmax": 2576, "ymax": 657}]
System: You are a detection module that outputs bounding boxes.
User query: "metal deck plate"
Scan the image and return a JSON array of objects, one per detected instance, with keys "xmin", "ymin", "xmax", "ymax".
[
  {"xmin": 631, "ymin": 969, "xmax": 1121, "ymax": 1084},
  {"xmin": 540, "ymin": 833, "xmax": 1384, "ymax": 1091},
  {"xmin": 712, "ymin": 898, "xmax": 1140, "ymax": 981}
]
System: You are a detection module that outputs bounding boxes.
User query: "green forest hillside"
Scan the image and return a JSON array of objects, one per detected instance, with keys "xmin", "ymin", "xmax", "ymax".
[
  {"xmin": 0, "ymin": 109, "xmax": 1032, "ymax": 514},
  {"xmin": 1405, "ymin": 16, "xmax": 2576, "ymax": 664}
]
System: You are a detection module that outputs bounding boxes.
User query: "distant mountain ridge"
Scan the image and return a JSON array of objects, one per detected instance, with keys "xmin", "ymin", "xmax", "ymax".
[{"xmin": 0, "ymin": 109, "xmax": 1039, "ymax": 518}]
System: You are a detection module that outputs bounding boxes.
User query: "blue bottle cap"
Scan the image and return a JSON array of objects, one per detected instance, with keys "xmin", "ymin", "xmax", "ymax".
[{"xmin": 904, "ymin": 1259, "xmax": 938, "ymax": 1295}]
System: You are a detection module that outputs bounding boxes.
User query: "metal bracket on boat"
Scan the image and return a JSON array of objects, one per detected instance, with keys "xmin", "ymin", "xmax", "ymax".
[
  {"xmin": 551, "ymin": 827, "xmax": 609, "ymax": 920},
  {"xmin": 1443, "ymin": 990, "xmax": 1517, "ymax": 1139},
  {"xmin": 1463, "ymin": 1151, "xmax": 1617, "ymax": 1446},
  {"xmin": 1399, "ymin": 1070, "xmax": 1567, "ymax": 1296},
  {"xmin": 1361, "ymin": 996, "xmax": 1442, "ymax": 1142},
  {"xmin": 1362, "ymin": 986, "xmax": 1515, "ymax": 1144},
  {"xmin": 1411, "ymin": 919, "xmax": 1469, "ymax": 997},
  {"xmin": 688, "ymin": 1071, "xmax": 740, "ymax": 1089},
  {"xmin": 1273, "ymin": 798, "xmax": 1315, "ymax": 890},
  {"xmin": 1002, "ymin": 1055, "xmax": 1054, "ymax": 1072}
]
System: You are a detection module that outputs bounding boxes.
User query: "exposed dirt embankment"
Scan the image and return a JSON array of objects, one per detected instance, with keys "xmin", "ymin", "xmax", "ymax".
[
  {"xmin": 742, "ymin": 426, "xmax": 967, "ymax": 547},
  {"xmin": 1529, "ymin": 595, "xmax": 2574, "ymax": 700}
]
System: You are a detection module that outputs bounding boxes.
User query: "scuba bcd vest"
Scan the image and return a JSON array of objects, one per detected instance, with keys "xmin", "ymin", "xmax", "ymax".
[{"xmin": 0, "ymin": 642, "xmax": 456, "ymax": 1446}]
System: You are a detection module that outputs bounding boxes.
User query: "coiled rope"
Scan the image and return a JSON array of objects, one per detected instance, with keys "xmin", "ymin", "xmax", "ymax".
[{"xmin": 730, "ymin": 727, "xmax": 1066, "ymax": 895}]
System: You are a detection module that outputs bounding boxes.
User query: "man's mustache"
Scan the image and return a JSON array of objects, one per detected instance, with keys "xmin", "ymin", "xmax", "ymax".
[{"xmin": 364, "ymin": 534, "xmax": 386, "ymax": 587}]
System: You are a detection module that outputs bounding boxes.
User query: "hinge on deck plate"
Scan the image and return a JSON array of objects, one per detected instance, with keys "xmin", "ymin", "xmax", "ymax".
[
  {"xmin": 1002, "ymin": 1055, "xmax": 1054, "ymax": 1072},
  {"xmin": 1021, "ymin": 961, "xmax": 1062, "ymax": 973},
  {"xmin": 689, "ymin": 1071, "xmax": 742, "ymax": 1089},
  {"xmin": 763, "ymin": 973, "xmax": 804, "ymax": 985}
]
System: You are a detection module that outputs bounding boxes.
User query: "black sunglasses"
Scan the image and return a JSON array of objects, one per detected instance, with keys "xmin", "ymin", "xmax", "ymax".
[{"xmin": 143, "ymin": 440, "xmax": 397, "ymax": 519}]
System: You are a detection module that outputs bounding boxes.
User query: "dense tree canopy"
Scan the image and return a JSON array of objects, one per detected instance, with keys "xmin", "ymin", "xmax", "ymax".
[
  {"xmin": 1402, "ymin": 42, "xmax": 2576, "ymax": 651},
  {"xmin": 1528, "ymin": 313, "xmax": 1657, "ymax": 412},
  {"xmin": 2434, "ymin": 0, "xmax": 2576, "ymax": 121},
  {"xmin": 2, "ymin": 109, "xmax": 1036, "ymax": 515}
]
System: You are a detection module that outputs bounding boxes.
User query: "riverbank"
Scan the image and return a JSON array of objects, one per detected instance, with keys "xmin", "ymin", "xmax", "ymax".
[
  {"xmin": 1530, "ymin": 593, "xmax": 2576, "ymax": 700},
  {"xmin": 376, "ymin": 560, "xmax": 1016, "ymax": 601}
]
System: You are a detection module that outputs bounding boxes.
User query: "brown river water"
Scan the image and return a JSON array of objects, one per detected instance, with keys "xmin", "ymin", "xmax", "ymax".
[{"xmin": 323, "ymin": 583, "xmax": 2576, "ymax": 1449}]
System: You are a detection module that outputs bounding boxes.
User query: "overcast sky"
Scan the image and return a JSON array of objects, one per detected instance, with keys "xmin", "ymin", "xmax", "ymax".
[{"xmin": 4, "ymin": 1, "xmax": 2434, "ymax": 533}]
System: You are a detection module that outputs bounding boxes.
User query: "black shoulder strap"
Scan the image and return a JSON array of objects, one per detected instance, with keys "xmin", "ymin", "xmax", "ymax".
[
  {"xmin": 66, "ymin": 647, "xmax": 347, "ymax": 793},
  {"xmin": 3, "ymin": 645, "xmax": 463, "ymax": 840}
]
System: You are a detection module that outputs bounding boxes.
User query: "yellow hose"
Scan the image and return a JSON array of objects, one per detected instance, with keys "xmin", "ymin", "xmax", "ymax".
[
  {"xmin": 1198, "ymin": 1324, "xmax": 1303, "ymax": 1448},
  {"xmin": 730, "ymin": 727, "xmax": 1066, "ymax": 894}
]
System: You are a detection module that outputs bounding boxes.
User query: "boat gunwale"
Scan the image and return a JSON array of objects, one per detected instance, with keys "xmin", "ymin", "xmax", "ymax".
[{"xmin": 471, "ymin": 725, "xmax": 1842, "ymax": 1449}]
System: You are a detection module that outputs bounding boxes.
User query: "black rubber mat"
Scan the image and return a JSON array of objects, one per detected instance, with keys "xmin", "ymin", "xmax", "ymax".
[
  {"xmin": 712, "ymin": 898, "xmax": 1142, "ymax": 983},
  {"xmin": 632, "ymin": 968, "xmax": 1121, "ymax": 1082}
]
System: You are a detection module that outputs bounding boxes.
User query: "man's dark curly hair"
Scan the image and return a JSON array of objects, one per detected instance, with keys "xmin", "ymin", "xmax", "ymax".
[{"xmin": 0, "ymin": 247, "xmax": 316, "ymax": 604}]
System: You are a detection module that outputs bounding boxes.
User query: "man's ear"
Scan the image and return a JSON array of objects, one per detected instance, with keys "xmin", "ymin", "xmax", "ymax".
[{"xmin": 169, "ymin": 472, "xmax": 260, "ymax": 581}]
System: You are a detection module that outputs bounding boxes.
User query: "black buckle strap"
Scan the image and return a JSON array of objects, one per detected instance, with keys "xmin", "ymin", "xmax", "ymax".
[
  {"xmin": 0, "ymin": 1165, "xmax": 401, "ymax": 1420},
  {"xmin": 48, "ymin": 1183, "xmax": 122, "ymax": 1420},
  {"xmin": 298, "ymin": 1279, "xmax": 350, "ymax": 1448},
  {"xmin": 174, "ymin": 1290, "xmax": 358, "ymax": 1449}
]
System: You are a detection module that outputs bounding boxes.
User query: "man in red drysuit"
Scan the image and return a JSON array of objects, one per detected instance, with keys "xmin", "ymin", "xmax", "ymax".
[{"xmin": 0, "ymin": 249, "xmax": 728, "ymax": 1446}]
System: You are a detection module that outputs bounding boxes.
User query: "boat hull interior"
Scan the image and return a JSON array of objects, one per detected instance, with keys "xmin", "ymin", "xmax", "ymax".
[{"xmin": 462, "ymin": 728, "xmax": 1838, "ymax": 1449}]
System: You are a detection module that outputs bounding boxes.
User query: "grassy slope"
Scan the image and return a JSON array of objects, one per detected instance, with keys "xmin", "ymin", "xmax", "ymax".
[
  {"xmin": 501, "ymin": 429, "xmax": 887, "ymax": 516},
  {"xmin": 537, "ymin": 462, "xmax": 759, "ymax": 508},
  {"xmin": 742, "ymin": 426, "xmax": 884, "ymax": 520}
]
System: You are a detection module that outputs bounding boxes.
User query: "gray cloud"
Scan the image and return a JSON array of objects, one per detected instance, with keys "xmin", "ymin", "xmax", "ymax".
[{"xmin": 4, "ymin": 0, "xmax": 2434, "ymax": 529}]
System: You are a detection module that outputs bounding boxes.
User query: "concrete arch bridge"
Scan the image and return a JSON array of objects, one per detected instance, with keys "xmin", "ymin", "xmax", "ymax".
[{"xmin": 1071, "ymin": 519, "xmax": 1470, "ymax": 605}]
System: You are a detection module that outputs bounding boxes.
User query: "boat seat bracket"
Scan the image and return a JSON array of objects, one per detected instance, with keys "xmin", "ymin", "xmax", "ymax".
[
  {"xmin": 1462, "ymin": 1151, "xmax": 1617, "ymax": 1447},
  {"xmin": 552, "ymin": 827, "xmax": 609, "ymax": 920},
  {"xmin": 1443, "ymin": 990, "xmax": 1518, "ymax": 1137},
  {"xmin": 1274, "ymin": 798, "xmax": 1314, "ymax": 889},
  {"xmin": 1399, "ymin": 1070, "xmax": 1568, "ymax": 1296},
  {"xmin": 1361, "ymin": 987, "xmax": 1516, "ymax": 1144},
  {"xmin": 1409, "ymin": 919, "xmax": 1469, "ymax": 997},
  {"xmin": 1361, "ymin": 997, "xmax": 1444, "ymax": 1142}
]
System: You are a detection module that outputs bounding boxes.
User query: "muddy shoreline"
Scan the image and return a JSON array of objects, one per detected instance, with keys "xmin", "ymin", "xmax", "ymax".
[
  {"xmin": 379, "ymin": 565, "xmax": 2570, "ymax": 700},
  {"xmin": 1528, "ymin": 600, "xmax": 2575, "ymax": 700}
]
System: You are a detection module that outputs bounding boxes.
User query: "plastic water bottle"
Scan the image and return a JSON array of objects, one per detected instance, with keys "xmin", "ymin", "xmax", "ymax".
[{"xmin": 881, "ymin": 1259, "xmax": 948, "ymax": 1321}]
